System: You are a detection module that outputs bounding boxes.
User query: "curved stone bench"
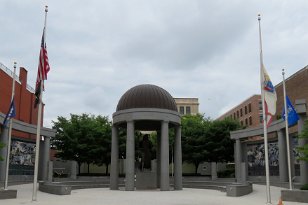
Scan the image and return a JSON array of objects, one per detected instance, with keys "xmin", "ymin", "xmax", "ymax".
[{"xmin": 39, "ymin": 182, "xmax": 71, "ymax": 195}]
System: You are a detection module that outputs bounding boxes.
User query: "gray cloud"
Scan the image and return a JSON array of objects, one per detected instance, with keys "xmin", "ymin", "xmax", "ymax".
[{"xmin": 1, "ymin": 0, "xmax": 308, "ymax": 127}]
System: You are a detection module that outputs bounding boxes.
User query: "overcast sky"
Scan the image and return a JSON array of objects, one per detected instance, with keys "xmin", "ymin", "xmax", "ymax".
[{"xmin": 1, "ymin": 1, "xmax": 308, "ymax": 128}]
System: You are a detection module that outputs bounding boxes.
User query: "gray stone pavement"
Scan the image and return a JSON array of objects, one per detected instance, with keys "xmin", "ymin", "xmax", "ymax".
[{"xmin": 1, "ymin": 183, "xmax": 305, "ymax": 205}]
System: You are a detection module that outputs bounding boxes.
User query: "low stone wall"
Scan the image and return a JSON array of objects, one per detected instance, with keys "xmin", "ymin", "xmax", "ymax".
[
  {"xmin": 0, "ymin": 189, "xmax": 17, "ymax": 200},
  {"xmin": 281, "ymin": 189, "xmax": 308, "ymax": 203},
  {"xmin": 226, "ymin": 183, "xmax": 253, "ymax": 197},
  {"xmin": 39, "ymin": 182, "xmax": 71, "ymax": 195}
]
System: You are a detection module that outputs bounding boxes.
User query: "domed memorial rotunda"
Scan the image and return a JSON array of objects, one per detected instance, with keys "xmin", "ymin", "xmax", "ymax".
[{"xmin": 110, "ymin": 84, "xmax": 182, "ymax": 191}]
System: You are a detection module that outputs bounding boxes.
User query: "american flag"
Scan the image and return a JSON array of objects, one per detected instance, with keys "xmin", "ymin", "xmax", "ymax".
[{"xmin": 34, "ymin": 28, "xmax": 50, "ymax": 108}]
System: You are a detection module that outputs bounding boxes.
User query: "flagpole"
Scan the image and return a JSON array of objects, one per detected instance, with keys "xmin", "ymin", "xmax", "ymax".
[
  {"xmin": 32, "ymin": 5, "xmax": 48, "ymax": 201},
  {"xmin": 282, "ymin": 68, "xmax": 293, "ymax": 190},
  {"xmin": 4, "ymin": 62, "xmax": 17, "ymax": 190},
  {"xmin": 258, "ymin": 14, "xmax": 272, "ymax": 204}
]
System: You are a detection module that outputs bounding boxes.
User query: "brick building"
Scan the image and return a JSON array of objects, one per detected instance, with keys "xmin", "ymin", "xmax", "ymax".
[
  {"xmin": 217, "ymin": 95, "xmax": 261, "ymax": 128},
  {"xmin": 0, "ymin": 62, "xmax": 43, "ymax": 133},
  {"xmin": 218, "ymin": 65, "xmax": 308, "ymax": 130},
  {"xmin": 0, "ymin": 62, "xmax": 46, "ymax": 178}
]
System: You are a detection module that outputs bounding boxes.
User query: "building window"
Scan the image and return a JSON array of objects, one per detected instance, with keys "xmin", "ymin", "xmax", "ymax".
[
  {"xmin": 245, "ymin": 106, "xmax": 247, "ymax": 115},
  {"xmin": 248, "ymin": 103, "xmax": 252, "ymax": 113},
  {"xmin": 237, "ymin": 111, "xmax": 239, "ymax": 118},
  {"xmin": 245, "ymin": 118, "xmax": 248, "ymax": 125},
  {"xmin": 179, "ymin": 106, "xmax": 184, "ymax": 115},
  {"xmin": 240, "ymin": 108, "xmax": 243, "ymax": 117},
  {"xmin": 233, "ymin": 113, "xmax": 236, "ymax": 119},
  {"xmin": 259, "ymin": 101, "xmax": 262, "ymax": 110},
  {"xmin": 186, "ymin": 106, "xmax": 191, "ymax": 115},
  {"xmin": 249, "ymin": 116, "xmax": 252, "ymax": 125},
  {"xmin": 240, "ymin": 121, "xmax": 243, "ymax": 126}
]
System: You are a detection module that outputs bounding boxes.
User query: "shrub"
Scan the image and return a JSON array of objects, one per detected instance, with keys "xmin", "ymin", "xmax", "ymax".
[{"xmin": 300, "ymin": 184, "xmax": 308, "ymax": 190}]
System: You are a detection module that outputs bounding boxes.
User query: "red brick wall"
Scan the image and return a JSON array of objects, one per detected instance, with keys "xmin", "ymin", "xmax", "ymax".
[
  {"xmin": 0, "ymin": 66, "xmax": 44, "ymax": 140},
  {"xmin": 217, "ymin": 94, "xmax": 262, "ymax": 128},
  {"xmin": 217, "ymin": 66, "xmax": 308, "ymax": 132}
]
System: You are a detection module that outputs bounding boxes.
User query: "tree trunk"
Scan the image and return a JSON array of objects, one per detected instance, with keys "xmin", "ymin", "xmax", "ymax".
[
  {"xmin": 105, "ymin": 164, "xmax": 109, "ymax": 175},
  {"xmin": 194, "ymin": 162, "xmax": 199, "ymax": 174},
  {"xmin": 78, "ymin": 162, "xmax": 81, "ymax": 175}
]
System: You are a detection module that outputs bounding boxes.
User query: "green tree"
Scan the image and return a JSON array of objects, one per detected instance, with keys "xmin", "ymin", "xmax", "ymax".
[
  {"xmin": 181, "ymin": 114, "xmax": 210, "ymax": 174},
  {"xmin": 181, "ymin": 115, "xmax": 241, "ymax": 174},
  {"xmin": 52, "ymin": 113, "xmax": 112, "ymax": 174},
  {"xmin": 297, "ymin": 120, "xmax": 308, "ymax": 161},
  {"xmin": 205, "ymin": 118, "xmax": 241, "ymax": 163}
]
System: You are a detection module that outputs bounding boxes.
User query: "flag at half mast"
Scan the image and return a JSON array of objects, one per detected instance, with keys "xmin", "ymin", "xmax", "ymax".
[
  {"xmin": 261, "ymin": 63, "xmax": 277, "ymax": 127},
  {"xmin": 34, "ymin": 28, "xmax": 50, "ymax": 108}
]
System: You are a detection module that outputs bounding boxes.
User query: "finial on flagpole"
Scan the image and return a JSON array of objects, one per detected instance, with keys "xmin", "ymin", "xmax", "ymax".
[
  {"xmin": 45, "ymin": 5, "xmax": 48, "ymax": 12},
  {"xmin": 282, "ymin": 68, "xmax": 285, "ymax": 76},
  {"xmin": 258, "ymin": 13, "xmax": 261, "ymax": 21},
  {"xmin": 13, "ymin": 61, "xmax": 16, "ymax": 68}
]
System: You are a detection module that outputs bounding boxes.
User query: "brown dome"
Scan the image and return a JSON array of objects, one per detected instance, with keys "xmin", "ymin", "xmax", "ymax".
[{"xmin": 116, "ymin": 84, "xmax": 178, "ymax": 112}]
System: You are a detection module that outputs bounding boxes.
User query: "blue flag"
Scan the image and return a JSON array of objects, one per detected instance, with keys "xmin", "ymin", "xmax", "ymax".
[
  {"xmin": 2, "ymin": 99, "xmax": 16, "ymax": 127},
  {"xmin": 282, "ymin": 96, "xmax": 299, "ymax": 127}
]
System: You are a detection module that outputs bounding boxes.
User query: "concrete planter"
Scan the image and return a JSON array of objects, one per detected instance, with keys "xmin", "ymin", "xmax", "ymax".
[
  {"xmin": 0, "ymin": 189, "xmax": 17, "ymax": 200},
  {"xmin": 281, "ymin": 189, "xmax": 308, "ymax": 203}
]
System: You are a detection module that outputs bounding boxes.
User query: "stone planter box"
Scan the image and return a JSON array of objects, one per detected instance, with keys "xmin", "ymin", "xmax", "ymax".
[
  {"xmin": 0, "ymin": 189, "xmax": 17, "ymax": 200},
  {"xmin": 226, "ymin": 182, "xmax": 253, "ymax": 197},
  {"xmin": 281, "ymin": 189, "xmax": 308, "ymax": 203}
]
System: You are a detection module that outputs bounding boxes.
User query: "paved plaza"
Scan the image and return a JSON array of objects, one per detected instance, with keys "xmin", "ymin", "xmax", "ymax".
[{"xmin": 2, "ymin": 183, "xmax": 305, "ymax": 205}]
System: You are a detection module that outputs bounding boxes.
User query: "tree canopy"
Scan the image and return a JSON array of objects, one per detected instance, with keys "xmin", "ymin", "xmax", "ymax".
[
  {"xmin": 181, "ymin": 114, "xmax": 241, "ymax": 173},
  {"xmin": 298, "ymin": 119, "xmax": 308, "ymax": 162},
  {"xmin": 52, "ymin": 113, "xmax": 112, "ymax": 174}
]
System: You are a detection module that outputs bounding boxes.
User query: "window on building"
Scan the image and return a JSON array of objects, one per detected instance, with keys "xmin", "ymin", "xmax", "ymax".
[
  {"xmin": 233, "ymin": 113, "xmax": 236, "ymax": 119},
  {"xmin": 240, "ymin": 121, "xmax": 243, "ymax": 126},
  {"xmin": 240, "ymin": 108, "xmax": 243, "ymax": 117},
  {"xmin": 248, "ymin": 103, "xmax": 252, "ymax": 113},
  {"xmin": 237, "ymin": 111, "xmax": 239, "ymax": 118},
  {"xmin": 245, "ymin": 118, "xmax": 248, "ymax": 125},
  {"xmin": 186, "ymin": 106, "xmax": 191, "ymax": 115},
  {"xmin": 259, "ymin": 115, "xmax": 263, "ymax": 123},
  {"xmin": 245, "ymin": 106, "xmax": 247, "ymax": 115},
  {"xmin": 249, "ymin": 116, "xmax": 252, "ymax": 125},
  {"xmin": 259, "ymin": 101, "xmax": 262, "ymax": 110},
  {"xmin": 179, "ymin": 106, "xmax": 184, "ymax": 115}
]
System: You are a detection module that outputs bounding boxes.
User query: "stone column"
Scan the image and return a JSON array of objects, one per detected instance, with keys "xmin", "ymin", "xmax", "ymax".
[
  {"xmin": 125, "ymin": 121, "xmax": 135, "ymax": 191},
  {"xmin": 174, "ymin": 125, "xmax": 182, "ymax": 190},
  {"xmin": 160, "ymin": 121, "xmax": 169, "ymax": 191},
  {"xmin": 70, "ymin": 161, "xmax": 77, "ymax": 180},
  {"xmin": 110, "ymin": 125, "xmax": 119, "ymax": 190},
  {"xmin": 277, "ymin": 129, "xmax": 288, "ymax": 182},
  {"xmin": 156, "ymin": 131, "xmax": 161, "ymax": 188},
  {"xmin": 41, "ymin": 136, "xmax": 50, "ymax": 181},
  {"xmin": 211, "ymin": 162, "xmax": 217, "ymax": 180},
  {"xmin": 0, "ymin": 127, "xmax": 9, "ymax": 182},
  {"xmin": 235, "ymin": 139, "xmax": 242, "ymax": 183},
  {"xmin": 38, "ymin": 139, "xmax": 44, "ymax": 180},
  {"xmin": 241, "ymin": 142, "xmax": 247, "ymax": 183},
  {"xmin": 47, "ymin": 161, "xmax": 53, "ymax": 182},
  {"xmin": 288, "ymin": 135, "xmax": 296, "ymax": 177}
]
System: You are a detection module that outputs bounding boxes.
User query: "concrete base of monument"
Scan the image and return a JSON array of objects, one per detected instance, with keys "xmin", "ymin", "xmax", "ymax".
[
  {"xmin": 0, "ymin": 189, "xmax": 17, "ymax": 200},
  {"xmin": 136, "ymin": 171, "xmax": 157, "ymax": 190}
]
